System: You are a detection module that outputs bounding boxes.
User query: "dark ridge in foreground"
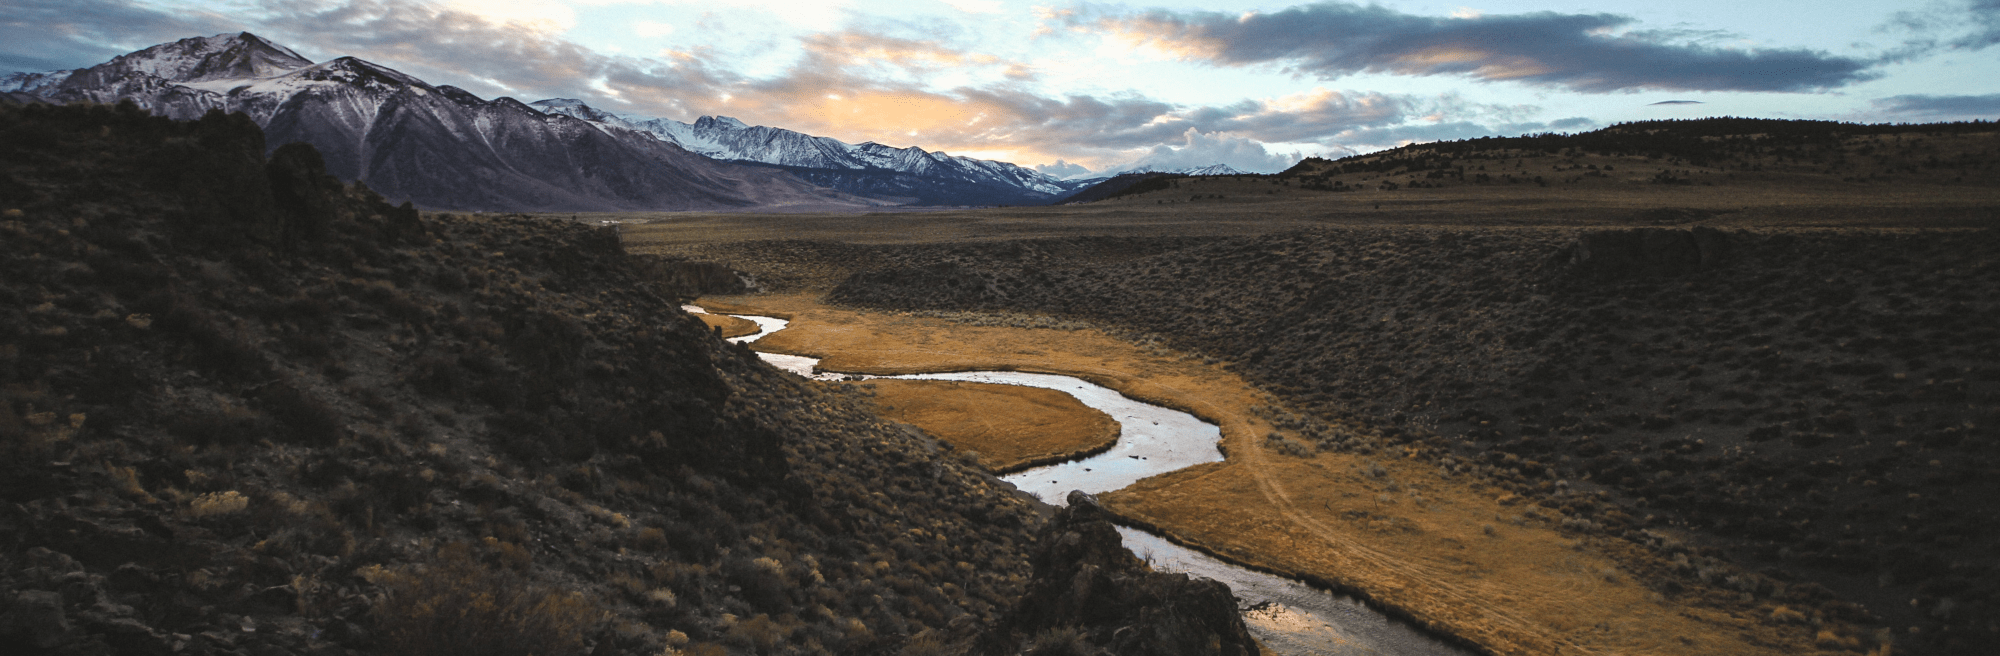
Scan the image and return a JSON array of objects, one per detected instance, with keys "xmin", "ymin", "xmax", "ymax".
[
  {"xmin": 0, "ymin": 100, "xmax": 1248, "ymax": 655},
  {"xmin": 824, "ymin": 225, "xmax": 2000, "ymax": 654}
]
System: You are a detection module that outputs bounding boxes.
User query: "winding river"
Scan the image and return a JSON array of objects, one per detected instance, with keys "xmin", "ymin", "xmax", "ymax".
[{"xmin": 690, "ymin": 307, "xmax": 1469, "ymax": 656}]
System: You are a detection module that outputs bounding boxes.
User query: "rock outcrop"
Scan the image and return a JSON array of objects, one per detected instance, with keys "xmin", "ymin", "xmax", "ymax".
[{"xmin": 977, "ymin": 491, "xmax": 1256, "ymax": 656}]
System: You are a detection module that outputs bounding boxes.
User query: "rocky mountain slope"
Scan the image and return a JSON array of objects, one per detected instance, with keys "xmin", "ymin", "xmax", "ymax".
[
  {"xmin": 0, "ymin": 100, "xmax": 1250, "ymax": 655},
  {"xmin": 4, "ymin": 33, "xmax": 879, "ymax": 213},
  {"xmin": 531, "ymin": 99, "xmax": 1089, "ymax": 206}
]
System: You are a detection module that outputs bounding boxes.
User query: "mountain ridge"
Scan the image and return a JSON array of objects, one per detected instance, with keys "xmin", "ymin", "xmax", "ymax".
[
  {"xmin": 530, "ymin": 98, "xmax": 1094, "ymax": 206},
  {"xmin": 4, "ymin": 33, "xmax": 886, "ymax": 213}
]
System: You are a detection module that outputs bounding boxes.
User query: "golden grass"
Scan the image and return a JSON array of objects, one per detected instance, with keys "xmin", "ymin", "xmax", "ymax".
[
  {"xmin": 862, "ymin": 379, "xmax": 1120, "ymax": 473},
  {"xmin": 694, "ymin": 312, "xmax": 760, "ymax": 339},
  {"xmin": 705, "ymin": 293, "xmax": 1825, "ymax": 656}
]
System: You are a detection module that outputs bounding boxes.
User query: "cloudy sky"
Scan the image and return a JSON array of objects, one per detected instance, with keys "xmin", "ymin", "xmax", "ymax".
[{"xmin": 3, "ymin": 0, "xmax": 1996, "ymax": 175}]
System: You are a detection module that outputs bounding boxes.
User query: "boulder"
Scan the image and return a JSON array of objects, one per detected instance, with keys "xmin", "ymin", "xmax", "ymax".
[
  {"xmin": 977, "ymin": 491, "xmax": 1255, "ymax": 656},
  {"xmin": 1, "ymin": 589, "xmax": 72, "ymax": 649}
]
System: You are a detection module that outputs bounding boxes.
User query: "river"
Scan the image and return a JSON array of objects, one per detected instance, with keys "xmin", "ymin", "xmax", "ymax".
[{"xmin": 689, "ymin": 306, "xmax": 1470, "ymax": 656}]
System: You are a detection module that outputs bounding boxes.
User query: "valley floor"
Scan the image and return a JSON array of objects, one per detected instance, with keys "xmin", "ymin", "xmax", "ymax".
[{"xmin": 700, "ymin": 294, "xmax": 1833, "ymax": 656}]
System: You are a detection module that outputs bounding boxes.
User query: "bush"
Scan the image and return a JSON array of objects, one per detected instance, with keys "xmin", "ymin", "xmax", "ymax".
[
  {"xmin": 261, "ymin": 379, "xmax": 342, "ymax": 445},
  {"xmin": 370, "ymin": 544, "xmax": 603, "ymax": 656}
]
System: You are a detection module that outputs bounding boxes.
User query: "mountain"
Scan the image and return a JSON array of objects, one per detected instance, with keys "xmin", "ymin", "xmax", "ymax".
[
  {"xmin": 533, "ymin": 99, "xmax": 1093, "ymax": 206},
  {"xmin": 1116, "ymin": 163, "xmax": 1249, "ymax": 177},
  {"xmin": 1059, "ymin": 162, "xmax": 1250, "ymax": 185},
  {"xmin": 1050, "ymin": 163, "xmax": 1253, "ymax": 203},
  {"xmin": 1048, "ymin": 172, "xmax": 1180, "ymax": 204},
  {"xmin": 4, "ymin": 33, "xmax": 882, "ymax": 212}
]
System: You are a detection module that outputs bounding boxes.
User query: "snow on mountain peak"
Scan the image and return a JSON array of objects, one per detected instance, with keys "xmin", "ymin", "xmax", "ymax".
[
  {"xmin": 0, "ymin": 70, "xmax": 73, "ymax": 94},
  {"xmin": 1120, "ymin": 163, "xmax": 1248, "ymax": 176},
  {"xmin": 695, "ymin": 115, "xmax": 749, "ymax": 130},
  {"xmin": 523, "ymin": 98, "xmax": 1088, "ymax": 200},
  {"xmin": 99, "ymin": 32, "xmax": 314, "ymax": 84},
  {"xmin": 306, "ymin": 57, "xmax": 430, "ymax": 89}
]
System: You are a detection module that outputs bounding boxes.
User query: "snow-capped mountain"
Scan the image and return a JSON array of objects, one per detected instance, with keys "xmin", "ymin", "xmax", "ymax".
[
  {"xmin": 1066, "ymin": 163, "xmax": 1249, "ymax": 181},
  {"xmin": 532, "ymin": 99, "xmax": 1092, "ymax": 206},
  {"xmin": 1125, "ymin": 163, "xmax": 1249, "ymax": 176},
  {"xmin": 5, "ymin": 33, "xmax": 879, "ymax": 212}
]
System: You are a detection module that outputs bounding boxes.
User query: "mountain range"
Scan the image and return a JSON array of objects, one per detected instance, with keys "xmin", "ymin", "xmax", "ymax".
[
  {"xmin": 0, "ymin": 33, "xmax": 894, "ymax": 212},
  {"xmin": 528, "ymin": 98, "xmax": 1096, "ymax": 206},
  {"xmin": 1, "ymin": 33, "xmax": 1250, "ymax": 211},
  {"xmin": 1107, "ymin": 163, "xmax": 1248, "ymax": 177}
]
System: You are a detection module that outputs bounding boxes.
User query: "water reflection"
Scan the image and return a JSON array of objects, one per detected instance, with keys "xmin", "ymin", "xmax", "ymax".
[{"xmin": 1118, "ymin": 527, "xmax": 1468, "ymax": 656}]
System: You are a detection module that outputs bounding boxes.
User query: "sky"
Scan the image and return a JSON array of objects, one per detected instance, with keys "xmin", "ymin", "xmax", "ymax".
[{"xmin": 3, "ymin": 0, "xmax": 1997, "ymax": 176}]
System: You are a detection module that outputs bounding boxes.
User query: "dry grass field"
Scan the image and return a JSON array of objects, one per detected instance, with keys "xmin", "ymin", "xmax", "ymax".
[{"xmin": 858, "ymin": 379, "xmax": 1120, "ymax": 473}]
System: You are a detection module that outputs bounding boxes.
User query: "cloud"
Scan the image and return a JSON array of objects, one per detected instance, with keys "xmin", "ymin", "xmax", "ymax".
[
  {"xmin": 1546, "ymin": 117, "xmax": 1596, "ymax": 130},
  {"xmin": 795, "ymin": 31, "xmax": 1003, "ymax": 76},
  {"xmin": 0, "ymin": 0, "xmax": 241, "ymax": 73},
  {"xmin": 1961, "ymin": 0, "xmax": 2000, "ymax": 48},
  {"xmin": 580, "ymin": 0, "xmax": 852, "ymax": 28},
  {"xmin": 1495, "ymin": 117, "xmax": 1598, "ymax": 134},
  {"xmin": 1079, "ymin": 2, "xmax": 1877, "ymax": 92},
  {"xmin": 1035, "ymin": 159, "xmax": 1092, "ymax": 178},
  {"xmin": 1182, "ymin": 88, "xmax": 1441, "ymax": 143},
  {"xmin": 943, "ymin": 0, "xmax": 1004, "ymax": 14},
  {"xmin": 443, "ymin": 0, "xmax": 575, "ymax": 32},
  {"xmin": 1871, "ymin": 0, "xmax": 2000, "ymax": 63},
  {"xmin": 1125, "ymin": 128, "xmax": 1301, "ymax": 173},
  {"xmin": 250, "ymin": 0, "xmax": 674, "ymax": 100},
  {"xmin": 633, "ymin": 21, "xmax": 675, "ymax": 38},
  {"xmin": 1871, "ymin": 94, "xmax": 2000, "ymax": 119},
  {"xmin": 1649, "ymin": 100, "xmax": 1703, "ymax": 105}
]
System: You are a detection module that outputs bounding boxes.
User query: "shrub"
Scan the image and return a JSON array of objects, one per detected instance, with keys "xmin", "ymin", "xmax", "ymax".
[
  {"xmin": 370, "ymin": 545, "xmax": 602, "ymax": 656},
  {"xmin": 189, "ymin": 490, "xmax": 250, "ymax": 518},
  {"xmin": 723, "ymin": 613, "xmax": 787, "ymax": 652},
  {"xmin": 636, "ymin": 527, "xmax": 669, "ymax": 552},
  {"xmin": 1024, "ymin": 626, "xmax": 1093, "ymax": 656},
  {"xmin": 261, "ymin": 379, "xmax": 342, "ymax": 445}
]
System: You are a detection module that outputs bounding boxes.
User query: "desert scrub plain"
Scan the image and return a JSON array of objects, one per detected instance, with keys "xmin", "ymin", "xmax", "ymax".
[
  {"xmin": 0, "ymin": 100, "xmax": 1259, "ymax": 656},
  {"xmin": 630, "ymin": 119, "xmax": 2000, "ymax": 655}
]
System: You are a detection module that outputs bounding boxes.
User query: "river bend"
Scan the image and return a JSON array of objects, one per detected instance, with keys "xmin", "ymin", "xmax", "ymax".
[{"xmin": 687, "ymin": 306, "xmax": 1468, "ymax": 656}]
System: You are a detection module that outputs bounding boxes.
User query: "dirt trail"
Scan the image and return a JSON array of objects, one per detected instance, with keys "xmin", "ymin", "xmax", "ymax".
[{"xmin": 702, "ymin": 294, "xmax": 1826, "ymax": 656}]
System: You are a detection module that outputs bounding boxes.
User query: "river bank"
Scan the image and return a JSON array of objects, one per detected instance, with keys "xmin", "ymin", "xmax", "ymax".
[
  {"xmin": 695, "ymin": 293, "xmax": 1833, "ymax": 655},
  {"xmin": 692, "ymin": 303, "xmax": 1471, "ymax": 655}
]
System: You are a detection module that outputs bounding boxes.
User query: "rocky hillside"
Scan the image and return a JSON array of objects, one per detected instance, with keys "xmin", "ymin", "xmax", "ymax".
[
  {"xmin": 0, "ymin": 100, "xmax": 1251, "ymax": 656},
  {"xmin": 1275, "ymin": 118, "xmax": 1999, "ymax": 192},
  {"xmin": 825, "ymin": 225, "xmax": 2000, "ymax": 654}
]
